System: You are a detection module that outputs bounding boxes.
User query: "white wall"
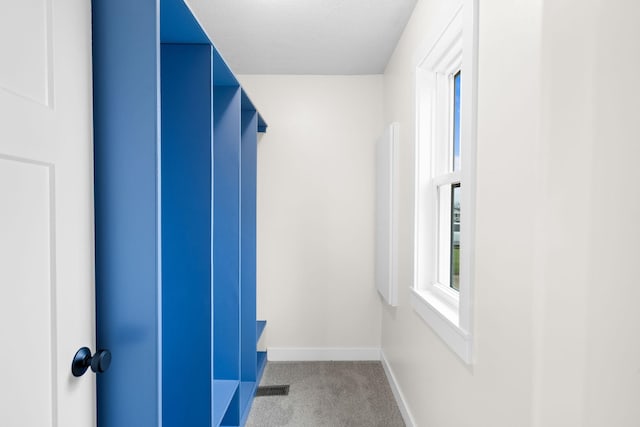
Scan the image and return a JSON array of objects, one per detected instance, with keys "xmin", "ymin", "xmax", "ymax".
[
  {"xmin": 381, "ymin": 0, "xmax": 540, "ymax": 425},
  {"xmin": 238, "ymin": 75, "xmax": 384, "ymax": 359},
  {"xmin": 535, "ymin": 1, "xmax": 640, "ymax": 425},
  {"xmin": 382, "ymin": 0, "xmax": 640, "ymax": 426},
  {"xmin": 237, "ymin": 0, "xmax": 640, "ymax": 423}
]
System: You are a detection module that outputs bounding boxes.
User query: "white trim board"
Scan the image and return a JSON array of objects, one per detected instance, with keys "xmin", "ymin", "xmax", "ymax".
[
  {"xmin": 266, "ymin": 347, "xmax": 381, "ymax": 362},
  {"xmin": 381, "ymin": 350, "xmax": 417, "ymax": 427},
  {"xmin": 375, "ymin": 122, "xmax": 399, "ymax": 307}
]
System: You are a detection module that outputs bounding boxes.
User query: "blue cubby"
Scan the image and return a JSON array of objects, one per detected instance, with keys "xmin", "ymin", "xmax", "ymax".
[
  {"xmin": 239, "ymin": 105, "xmax": 259, "ymax": 426},
  {"xmin": 161, "ymin": 42, "xmax": 214, "ymax": 426},
  {"xmin": 93, "ymin": 0, "xmax": 267, "ymax": 426},
  {"xmin": 257, "ymin": 320, "xmax": 267, "ymax": 342}
]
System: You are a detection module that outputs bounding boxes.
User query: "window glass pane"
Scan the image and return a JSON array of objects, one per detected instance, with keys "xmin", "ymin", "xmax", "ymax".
[
  {"xmin": 453, "ymin": 71, "xmax": 461, "ymax": 171},
  {"xmin": 450, "ymin": 183, "xmax": 460, "ymax": 291},
  {"xmin": 437, "ymin": 183, "xmax": 452, "ymax": 286}
]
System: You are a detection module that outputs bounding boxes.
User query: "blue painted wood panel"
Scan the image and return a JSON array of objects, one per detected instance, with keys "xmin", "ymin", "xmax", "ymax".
[
  {"xmin": 160, "ymin": 0, "xmax": 209, "ymax": 44},
  {"xmin": 257, "ymin": 351, "xmax": 267, "ymax": 381},
  {"xmin": 256, "ymin": 320, "xmax": 267, "ymax": 343},
  {"xmin": 237, "ymin": 109, "xmax": 259, "ymax": 427},
  {"xmin": 213, "ymin": 380, "xmax": 239, "ymax": 426},
  {"xmin": 92, "ymin": 0, "xmax": 161, "ymax": 426},
  {"xmin": 240, "ymin": 109, "xmax": 258, "ymax": 384},
  {"xmin": 213, "ymin": 48, "xmax": 240, "ymax": 87},
  {"xmin": 213, "ymin": 85, "xmax": 242, "ymax": 381},
  {"xmin": 238, "ymin": 382, "xmax": 257, "ymax": 426},
  {"xmin": 213, "ymin": 85, "xmax": 242, "ymax": 427},
  {"xmin": 160, "ymin": 43, "xmax": 213, "ymax": 427}
]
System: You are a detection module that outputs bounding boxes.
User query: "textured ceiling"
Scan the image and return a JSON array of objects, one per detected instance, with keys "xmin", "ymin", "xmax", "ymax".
[{"xmin": 186, "ymin": 0, "xmax": 417, "ymax": 74}]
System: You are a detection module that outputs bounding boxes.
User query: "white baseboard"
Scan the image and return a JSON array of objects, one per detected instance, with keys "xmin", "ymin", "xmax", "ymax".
[
  {"xmin": 267, "ymin": 347, "xmax": 381, "ymax": 362},
  {"xmin": 381, "ymin": 350, "xmax": 416, "ymax": 427}
]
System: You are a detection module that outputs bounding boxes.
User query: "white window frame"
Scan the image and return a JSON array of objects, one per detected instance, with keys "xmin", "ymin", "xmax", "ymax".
[{"xmin": 412, "ymin": 1, "xmax": 477, "ymax": 364}]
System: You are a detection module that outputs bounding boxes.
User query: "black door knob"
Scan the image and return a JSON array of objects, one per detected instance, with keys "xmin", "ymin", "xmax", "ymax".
[
  {"xmin": 72, "ymin": 347, "xmax": 112, "ymax": 377},
  {"xmin": 90, "ymin": 349, "xmax": 112, "ymax": 373}
]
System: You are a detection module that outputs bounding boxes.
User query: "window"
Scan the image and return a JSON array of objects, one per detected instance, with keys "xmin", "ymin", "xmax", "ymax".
[
  {"xmin": 437, "ymin": 71, "xmax": 461, "ymax": 292},
  {"xmin": 412, "ymin": 2, "xmax": 477, "ymax": 364}
]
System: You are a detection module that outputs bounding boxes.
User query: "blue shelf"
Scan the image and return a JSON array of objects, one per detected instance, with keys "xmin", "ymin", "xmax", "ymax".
[
  {"xmin": 256, "ymin": 320, "xmax": 266, "ymax": 343},
  {"xmin": 257, "ymin": 351, "xmax": 267, "ymax": 383},
  {"xmin": 161, "ymin": 42, "xmax": 213, "ymax": 427},
  {"xmin": 213, "ymin": 380, "xmax": 239, "ymax": 427},
  {"xmin": 238, "ymin": 381, "xmax": 258, "ymax": 427}
]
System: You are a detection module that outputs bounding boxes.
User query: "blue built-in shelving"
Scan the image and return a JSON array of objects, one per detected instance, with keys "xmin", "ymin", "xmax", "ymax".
[
  {"xmin": 213, "ymin": 82, "xmax": 243, "ymax": 427},
  {"xmin": 239, "ymin": 99, "xmax": 259, "ymax": 427},
  {"xmin": 161, "ymin": 42, "xmax": 213, "ymax": 427},
  {"xmin": 92, "ymin": 0, "xmax": 267, "ymax": 426}
]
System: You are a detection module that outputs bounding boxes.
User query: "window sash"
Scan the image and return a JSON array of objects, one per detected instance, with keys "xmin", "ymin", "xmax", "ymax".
[
  {"xmin": 435, "ymin": 180, "xmax": 461, "ymax": 291},
  {"xmin": 411, "ymin": 0, "xmax": 477, "ymax": 365}
]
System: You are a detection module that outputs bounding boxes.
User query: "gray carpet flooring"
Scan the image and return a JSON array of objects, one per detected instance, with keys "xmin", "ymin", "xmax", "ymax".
[{"xmin": 246, "ymin": 361, "xmax": 405, "ymax": 427}]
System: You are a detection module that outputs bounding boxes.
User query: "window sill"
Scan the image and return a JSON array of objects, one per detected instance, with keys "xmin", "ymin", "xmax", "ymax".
[{"xmin": 410, "ymin": 288, "xmax": 473, "ymax": 364}]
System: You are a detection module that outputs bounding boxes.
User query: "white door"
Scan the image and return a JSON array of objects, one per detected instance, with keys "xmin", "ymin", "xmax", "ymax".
[{"xmin": 0, "ymin": 1, "xmax": 96, "ymax": 426}]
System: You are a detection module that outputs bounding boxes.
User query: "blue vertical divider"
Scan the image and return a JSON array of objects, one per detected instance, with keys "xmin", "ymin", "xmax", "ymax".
[
  {"xmin": 239, "ymin": 105, "xmax": 259, "ymax": 426},
  {"xmin": 213, "ymin": 84, "xmax": 242, "ymax": 427},
  {"xmin": 92, "ymin": 0, "xmax": 161, "ymax": 425},
  {"xmin": 94, "ymin": 0, "xmax": 266, "ymax": 425},
  {"xmin": 160, "ymin": 43, "xmax": 213, "ymax": 426}
]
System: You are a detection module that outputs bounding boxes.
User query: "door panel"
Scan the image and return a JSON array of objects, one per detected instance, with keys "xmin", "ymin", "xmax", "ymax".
[
  {"xmin": 0, "ymin": 158, "xmax": 54, "ymax": 427},
  {"xmin": 0, "ymin": 0, "xmax": 52, "ymax": 105},
  {"xmin": 0, "ymin": 0, "xmax": 95, "ymax": 426}
]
